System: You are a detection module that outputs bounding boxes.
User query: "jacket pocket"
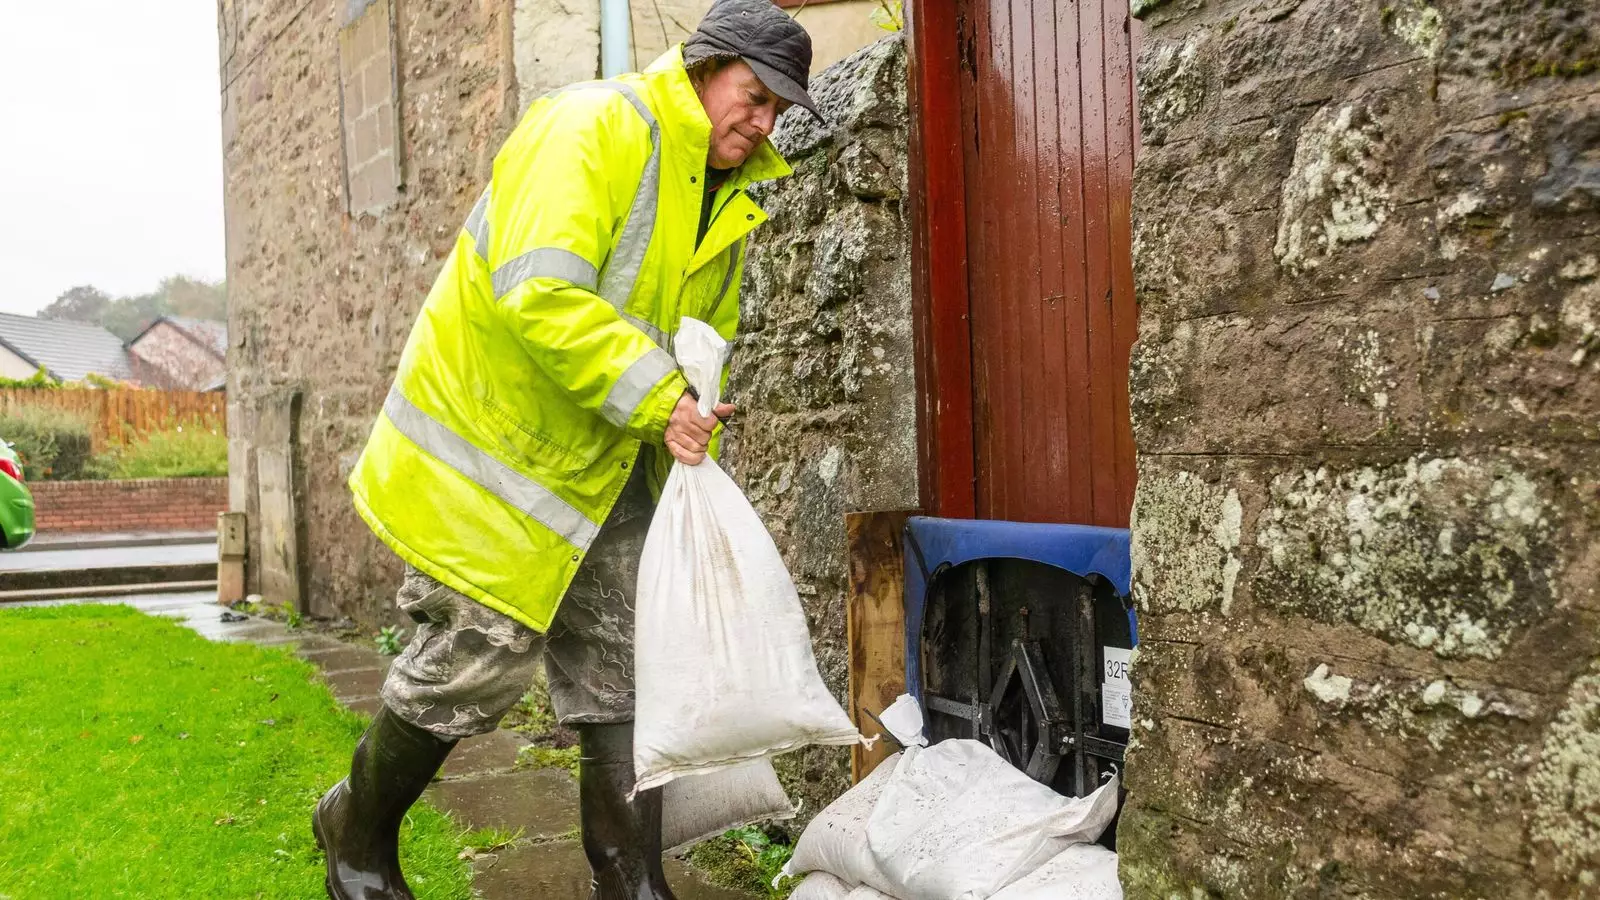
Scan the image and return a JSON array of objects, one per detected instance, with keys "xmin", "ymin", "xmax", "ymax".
[{"xmin": 475, "ymin": 397, "xmax": 595, "ymax": 477}]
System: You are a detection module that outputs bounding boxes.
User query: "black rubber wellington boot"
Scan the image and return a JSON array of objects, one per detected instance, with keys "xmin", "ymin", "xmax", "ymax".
[
  {"xmin": 578, "ymin": 723, "xmax": 677, "ymax": 900},
  {"xmin": 312, "ymin": 706, "xmax": 457, "ymax": 900}
]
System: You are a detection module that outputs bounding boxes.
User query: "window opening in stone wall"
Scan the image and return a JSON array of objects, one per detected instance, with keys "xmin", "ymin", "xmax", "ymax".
[{"xmin": 338, "ymin": 0, "xmax": 403, "ymax": 215}]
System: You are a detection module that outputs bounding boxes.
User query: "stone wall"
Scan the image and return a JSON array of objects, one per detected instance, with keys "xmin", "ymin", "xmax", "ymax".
[
  {"xmin": 31, "ymin": 478, "xmax": 228, "ymax": 535},
  {"xmin": 1122, "ymin": 0, "xmax": 1599, "ymax": 896},
  {"xmin": 219, "ymin": 0, "xmax": 520, "ymax": 620},
  {"xmin": 722, "ymin": 35, "xmax": 916, "ymax": 821}
]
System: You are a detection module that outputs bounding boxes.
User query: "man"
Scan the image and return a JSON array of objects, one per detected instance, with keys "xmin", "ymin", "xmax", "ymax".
[{"xmin": 312, "ymin": 2, "xmax": 820, "ymax": 898}]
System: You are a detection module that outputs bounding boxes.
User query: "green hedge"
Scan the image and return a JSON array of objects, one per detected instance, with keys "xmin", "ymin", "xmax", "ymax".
[
  {"xmin": 91, "ymin": 423, "xmax": 228, "ymax": 479},
  {"xmin": 0, "ymin": 405, "xmax": 94, "ymax": 480}
]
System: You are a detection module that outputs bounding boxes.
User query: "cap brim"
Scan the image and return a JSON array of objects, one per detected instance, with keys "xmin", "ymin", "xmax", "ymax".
[{"xmin": 745, "ymin": 56, "xmax": 824, "ymax": 123}]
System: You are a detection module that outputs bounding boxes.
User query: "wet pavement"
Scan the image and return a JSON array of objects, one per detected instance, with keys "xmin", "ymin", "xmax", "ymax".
[
  {"xmin": 3, "ymin": 589, "xmax": 755, "ymax": 899},
  {"xmin": 24, "ymin": 529, "xmax": 217, "ymax": 551},
  {"xmin": 0, "ymin": 541, "xmax": 218, "ymax": 573}
]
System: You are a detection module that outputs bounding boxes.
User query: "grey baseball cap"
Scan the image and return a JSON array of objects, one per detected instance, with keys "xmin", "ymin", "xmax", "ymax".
[{"xmin": 683, "ymin": 0, "xmax": 823, "ymax": 122}]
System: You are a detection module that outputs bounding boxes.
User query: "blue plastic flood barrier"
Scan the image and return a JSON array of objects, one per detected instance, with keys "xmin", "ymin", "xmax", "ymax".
[{"xmin": 901, "ymin": 515, "xmax": 1136, "ymax": 702}]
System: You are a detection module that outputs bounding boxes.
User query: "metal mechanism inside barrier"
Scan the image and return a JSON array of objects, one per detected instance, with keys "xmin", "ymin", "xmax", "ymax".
[{"xmin": 901, "ymin": 517, "xmax": 1136, "ymax": 813}]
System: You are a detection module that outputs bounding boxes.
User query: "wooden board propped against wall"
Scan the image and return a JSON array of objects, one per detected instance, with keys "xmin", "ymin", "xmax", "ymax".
[{"xmin": 846, "ymin": 510, "xmax": 915, "ymax": 782}]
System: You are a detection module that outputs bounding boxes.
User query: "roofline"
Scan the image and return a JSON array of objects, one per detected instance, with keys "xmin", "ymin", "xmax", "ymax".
[
  {"xmin": 0, "ymin": 334, "xmax": 53, "ymax": 381},
  {"xmin": 126, "ymin": 315, "xmax": 170, "ymax": 347},
  {"xmin": 130, "ymin": 315, "xmax": 227, "ymax": 362}
]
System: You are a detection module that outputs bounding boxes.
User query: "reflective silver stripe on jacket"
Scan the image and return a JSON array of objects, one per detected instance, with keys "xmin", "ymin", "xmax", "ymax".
[
  {"xmin": 493, "ymin": 248, "xmax": 599, "ymax": 298},
  {"xmin": 383, "ymin": 386, "xmax": 601, "ymax": 549},
  {"xmin": 479, "ymin": 81, "xmax": 666, "ymax": 350},
  {"xmin": 713, "ymin": 240, "xmax": 743, "ymax": 315},
  {"xmin": 591, "ymin": 85, "xmax": 660, "ymax": 318},
  {"xmin": 464, "ymin": 186, "xmax": 491, "ymax": 260},
  {"xmin": 600, "ymin": 347, "xmax": 678, "ymax": 427}
]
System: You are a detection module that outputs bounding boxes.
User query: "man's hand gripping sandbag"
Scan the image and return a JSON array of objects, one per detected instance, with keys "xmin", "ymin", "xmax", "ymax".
[{"xmin": 633, "ymin": 318, "xmax": 865, "ymax": 794}]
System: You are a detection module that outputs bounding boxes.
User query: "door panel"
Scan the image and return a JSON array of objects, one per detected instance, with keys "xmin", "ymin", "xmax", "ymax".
[{"xmin": 959, "ymin": 0, "xmax": 1138, "ymax": 527}]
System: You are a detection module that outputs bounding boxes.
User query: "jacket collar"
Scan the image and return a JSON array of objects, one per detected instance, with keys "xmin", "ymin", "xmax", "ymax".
[{"xmin": 643, "ymin": 46, "xmax": 793, "ymax": 190}]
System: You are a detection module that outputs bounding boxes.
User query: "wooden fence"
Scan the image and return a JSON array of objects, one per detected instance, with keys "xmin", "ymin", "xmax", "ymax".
[{"xmin": 0, "ymin": 388, "xmax": 226, "ymax": 452}]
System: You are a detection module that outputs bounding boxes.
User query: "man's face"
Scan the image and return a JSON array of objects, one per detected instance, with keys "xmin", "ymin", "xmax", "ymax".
[{"xmin": 698, "ymin": 60, "xmax": 791, "ymax": 170}]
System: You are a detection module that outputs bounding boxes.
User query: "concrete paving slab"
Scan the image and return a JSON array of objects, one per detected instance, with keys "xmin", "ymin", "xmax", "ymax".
[
  {"xmin": 470, "ymin": 840, "xmax": 591, "ymax": 900},
  {"xmin": 149, "ymin": 602, "xmax": 231, "ymax": 622},
  {"xmin": 665, "ymin": 857, "xmax": 765, "ymax": 900},
  {"xmin": 470, "ymin": 840, "xmax": 756, "ymax": 900},
  {"xmin": 320, "ymin": 666, "xmax": 387, "ymax": 700},
  {"xmin": 127, "ymin": 596, "xmax": 216, "ymax": 615},
  {"xmin": 442, "ymin": 729, "xmax": 529, "ymax": 779},
  {"xmin": 211, "ymin": 621, "xmax": 303, "ymax": 645},
  {"xmin": 426, "ymin": 769, "xmax": 580, "ymax": 840},
  {"xmin": 0, "ymin": 580, "xmax": 218, "ymax": 603},
  {"xmin": 344, "ymin": 695, "xmax": 383, "ymax": 718},
  {"xmin": 283, "ymin": 633, "xmax": 345, "ymax": 654},
  {"xmin": 295, "ymin": 642, "xmax": 387, "ymax": 673}
]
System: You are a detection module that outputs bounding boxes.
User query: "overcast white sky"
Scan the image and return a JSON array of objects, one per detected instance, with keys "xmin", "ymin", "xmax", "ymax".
[{"xmin": 0, "ymin": 2, "xmax": 225, "ymax": 316}]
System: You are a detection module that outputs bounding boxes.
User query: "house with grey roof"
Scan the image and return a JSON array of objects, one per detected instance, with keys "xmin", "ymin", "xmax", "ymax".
[{"xmin": 0, "ymin": 313, "xmax": 137, "ymax": 383}]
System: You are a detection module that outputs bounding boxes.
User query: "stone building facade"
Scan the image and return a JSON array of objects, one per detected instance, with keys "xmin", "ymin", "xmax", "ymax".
[
  {"xmin": 1121, "ymin": 0, "xmax": 1599, "ymax": 896},
  {"xmin": 220, "ymin": 0, "xmax": 520, "ymax": 621}
]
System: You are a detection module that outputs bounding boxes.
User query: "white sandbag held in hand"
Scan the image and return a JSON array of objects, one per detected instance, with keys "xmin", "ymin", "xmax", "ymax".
[{"xmin": 633, "ymin": 318, "xmax": 865, "ymax": 794}]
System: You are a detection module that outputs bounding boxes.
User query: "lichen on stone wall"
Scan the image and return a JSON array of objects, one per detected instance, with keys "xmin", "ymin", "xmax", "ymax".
[
  {"xmin": 1383, "ymin": 1, "xmax": 1443, "ymax": 59},
  {"xmin": 1130, "ymin": 0, "xmax": 1173, "ymax": 19},
  {"xmin": 1561, "ymin": 281, "xmax": 1600, "ymax": 370},
  {"xmin": 1529, "ymin": 663, "xmax": 1600, "ymax": 884},
  {"xmin": 1273, "ymin": 101, "xmax": 1394, "ymax": 275},
  {"xmin": 1302, "ymin": 662, "xmax": 1353, "ymax": 703},
  {"xmin": 1136, "ymin": 31, "xmax": 1206, "ymax": 145},
  {"xmin": 1131, "ymin": 470, "xmax": 1243, "ymax": 615},
  {"xmin": 1338, "ymin": 327, "xmax": 1397, "ymax": 412},
  {"xmin": 1254, "ymin": 456, "xmax": 1555, "ymax": 659}
]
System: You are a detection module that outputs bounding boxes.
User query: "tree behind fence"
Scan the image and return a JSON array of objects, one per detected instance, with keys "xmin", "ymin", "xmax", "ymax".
[{"xmin": 0, "ymin": 389, "xmax": 226, "ymax": 453}]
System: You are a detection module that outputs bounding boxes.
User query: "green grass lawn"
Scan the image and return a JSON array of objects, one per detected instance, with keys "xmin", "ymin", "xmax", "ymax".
[{"xmin": 0, "ymin": 605, "xmax": 473, "ymax": 899}]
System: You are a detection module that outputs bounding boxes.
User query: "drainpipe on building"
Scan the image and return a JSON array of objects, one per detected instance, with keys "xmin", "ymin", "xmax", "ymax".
[{"xmin": 600, "ymin": 0, "xmax": 633, "ymax": 78}]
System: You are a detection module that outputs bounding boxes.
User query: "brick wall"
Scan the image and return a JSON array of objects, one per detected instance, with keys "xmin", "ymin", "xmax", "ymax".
[{"xmin": 29, "ymin": 478, "xmax": 227, "ymax": 535}]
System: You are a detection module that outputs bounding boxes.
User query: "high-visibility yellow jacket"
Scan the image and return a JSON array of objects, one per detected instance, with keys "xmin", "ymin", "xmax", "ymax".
[{"xmin": 348, "ymin": 46, "xmax": 792, "ymax": 632}]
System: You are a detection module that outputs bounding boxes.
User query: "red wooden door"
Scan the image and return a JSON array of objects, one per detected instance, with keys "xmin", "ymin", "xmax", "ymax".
[{"xmin": 956, "ymin": 0, "xmax": 1139, "ymax": 527}]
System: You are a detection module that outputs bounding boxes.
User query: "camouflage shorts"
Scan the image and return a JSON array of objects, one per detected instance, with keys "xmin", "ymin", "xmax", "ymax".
[{"xmin": 379, "ymin": 460, "xmax": 653, "ymax": 739}]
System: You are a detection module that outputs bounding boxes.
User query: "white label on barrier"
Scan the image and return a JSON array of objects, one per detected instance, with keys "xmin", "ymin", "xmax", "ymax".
[{"xmin": 1101, "ymin": 647, "xmax": 1132, "ymax": 729}]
